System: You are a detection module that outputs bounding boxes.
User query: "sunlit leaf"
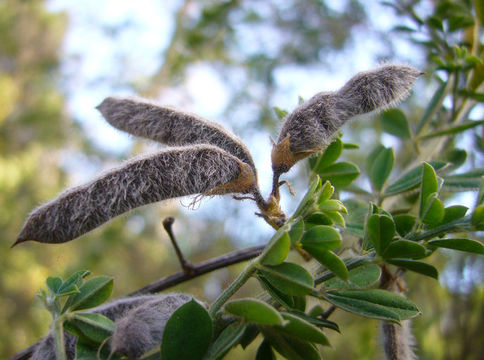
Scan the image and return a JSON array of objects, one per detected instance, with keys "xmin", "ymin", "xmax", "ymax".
[
  {"xmin": 323, "ymin": 264, "xmax": 381, "ymax": 290},
  {"xmin": 63, "ymin": 276, "xmax": 113, "ymax": 312},
  {"xmin": 259, "ymin": 263, "xmax": 314, "ymax": 296},
  {"xmin": 317, "ymin": 161, "xmax": 360, "ymax": 187},
  {"xmin": 428, "ymin": 238, "xmax": 484, "ymax": 254},
  {"xmin": 224, "ymin": 299, "xmax": 283, "ymax": 325}
]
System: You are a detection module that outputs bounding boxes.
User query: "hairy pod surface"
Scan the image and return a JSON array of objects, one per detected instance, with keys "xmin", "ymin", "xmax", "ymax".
[
  {"xmin": 16, "ymin": 145, "xmax": 255, "ymax": 245},
  {"xmin": 272, "ymin": 64, "xmax": 421, "ymax": 173},
  {"xmin": 110, "ymin": 294, "xmax": 192, "ymax": 357},
  {"xmin": 32, "ymin": 294, "xmax": 191, "ymax": 360},
  {"xmin": 97, "ymin": 96, "xmax": 257, "ymax": 177}
]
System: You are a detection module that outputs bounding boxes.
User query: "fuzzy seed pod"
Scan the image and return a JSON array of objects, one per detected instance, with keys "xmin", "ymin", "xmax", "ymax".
[
  {"xmin": 97, "ymin": 96, "xmax": 257, "ymax": 177},
  {"xmin": 272, "ymin": 64, "xmax": 421, "ymax": 173},
  {"xmin": 32, "ymin": 294, "xmax": 191, "ymax": 360},
  {"xmin": 382, "ymin": 320, "xmax": 417, "ymax": 360},
  {"xmin": 110, "ymin": 293, "xmax": 193, "ymax": 358},
  {"xmin": 16, "ymin": 145, "xmax": 254, "ymax": 245}
]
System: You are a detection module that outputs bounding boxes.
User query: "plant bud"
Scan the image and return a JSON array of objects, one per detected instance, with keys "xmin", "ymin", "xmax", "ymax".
[
  {"xmin": 16, "ymin": 145, "xmax": 255, "ymax": 245},
  {"xmin": 97, "ymin": 96, "xmax": 257, "ymax": 177},
  {"xmin": 272, "ymin": 64, "xmax": 421, "ymax": 173}
]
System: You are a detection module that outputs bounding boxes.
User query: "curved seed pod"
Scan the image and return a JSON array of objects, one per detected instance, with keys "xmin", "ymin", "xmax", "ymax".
[
  {"xmin": 110, "ymin": 294, "xmax": 193, "ymax": 358},
  {"xmin": 32, "ymin": 294, "xmax": 191, "ymax": 360},
  {"xmin": 16, "ymin": 145, "xmax": 255, "ymax": 245},
  {"xmin": 97, "ymin": 96, "xmax": 257, "ymax": 177},
  {"xmin": 272, "ymin": 64, "xmax": 421, "ymax": 173}
]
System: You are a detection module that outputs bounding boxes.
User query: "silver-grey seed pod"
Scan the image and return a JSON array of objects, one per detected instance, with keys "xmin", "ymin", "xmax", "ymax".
[
  {"xmin": 272, "ymin": 64, "xmax": 421, "ymax": 173},
  {"xmin": 16, "ymin": 145, "xmax": 254, "ymax": 245}
]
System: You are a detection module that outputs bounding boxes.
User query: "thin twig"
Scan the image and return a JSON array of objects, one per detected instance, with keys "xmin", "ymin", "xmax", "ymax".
[
  {"xmin": 162, "ymin": 217, "xmax": 195, "ymax": 274},
  {"xmin": 9, "ymin": 245, "xmax": 264, "ymax": 360}
]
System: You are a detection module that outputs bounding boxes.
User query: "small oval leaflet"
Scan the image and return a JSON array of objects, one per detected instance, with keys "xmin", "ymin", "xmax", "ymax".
[
  {"xmin": 161, "ymin": 299, "xmax": 213, "ymax": 360},
  {"xmin": 259, "ymin": 262, "xmax": 314, "ymax": 296},
  {"xmin": 224, "ymin": 298, "xmax": 284, "ymax": 325}
]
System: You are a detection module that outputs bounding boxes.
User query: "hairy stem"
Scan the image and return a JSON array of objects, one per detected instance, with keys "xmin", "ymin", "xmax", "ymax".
[
  {"xmin": 53, "ymin": 317, "xmax": 66, "ymax": 360},
  {"xmin": 209, "ymin": 262, "xmax": 257, "ymax": 318}
]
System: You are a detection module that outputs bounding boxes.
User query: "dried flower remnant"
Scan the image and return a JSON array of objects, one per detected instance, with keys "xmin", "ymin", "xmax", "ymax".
[
  {"xmin": 272, "ymin": 65, "xmax": 421, "ymax": 174},
  {"xmin": 16, "ymin": 145, "xmax": 254, "ymax": 245}
]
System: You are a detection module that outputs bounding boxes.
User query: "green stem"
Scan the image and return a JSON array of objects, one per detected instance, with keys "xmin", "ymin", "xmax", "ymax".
[
  {"xmin": 53, "ymin": 316, "xmax": 66, "ymax": 360},
  {"xmin": 209, "ymin": 262, "xmax": 257, "ymax": 318}
]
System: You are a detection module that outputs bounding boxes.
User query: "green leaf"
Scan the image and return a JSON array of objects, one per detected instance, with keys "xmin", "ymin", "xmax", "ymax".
[
  {"xmin": 387, "ymin": 259, "xmax": 439, "ymax": 279},
  {"xmin": 256, "ymin": 340, "xmax": 276, "ymax": 360},
  {"xmin": 416, "ymin": 80, "xmax": 448, "ymax": 135},
  {"xmin": 380, "ymin": 109, "xmax": 412, "ymax": 139},
  {"xmin": 325, "ymin": 211, "xmax": 346, "ymax": 227},
  {"xmin": 318, "ymin": 181, "xmax": 334, "ymax": 204},
  {"xmin": 261, "ymin": 232, "xmax": 290, "ymax": 266},
  {"xmin": 394, "ymin": 215, "xmax": 416, "ymax": 237},
  {"xmin": 445, "ymin": 149, "xmax": 467, "ymax": 170},
  {"xmin": 259, "ymin": 263, "xmax": 314, "ymax": 296},
  {"xmin": 419, "ymin": 163, "xmax": 439, "ymax": 218},
  {"xmin": 323, "ymin": 289, "xmax": 420, "ymax": 323},
  {"xmin": 428, "ymin": 238, "xmax": 484, "ymax": 254},
  {"xmin": 472, "ymin": 205, "xmax": 484, "ymax": 230},
  {"xmin": 477, "ymin": 177, "xmax": 484, "ymax": 205},
  {"xmin": 258, "ymin": 275, "xmax": 295, "ymax": 309},
  {"xmin": 288, "ymin": 219, "xmax": 305, "ymax": 245},
  {"xmin": 262, "ymin": 330, "xmax": 322, "ymax": 360},
  {"xmin": 443, "ymin": 177, "xmax": 482, "ymax": 191},
  {"xmin": 384, "ymin": 161, "xmax": 447, "ymax": 196},
  {"xmin": 383, "ymin": 240, "xmax": 427, "ymax": 259},
  {"xmin": 300, "ymin": 225, "xmax": 342, "ymax": 251},
  {"xmin": 277, "ymin": 313, "xmax": 330, "ymax": 346},
  {"xmin": 57, "ymin": 270, "xmax": 91, "ymax": 297},
  {"xmin": 239, "ymin": 325, "xmax": 259, "ymax": 349},
  {"xmin": 63, "ymin": 276, "xmax": 113, "ymax": 312},
  {"xmin": 64, "ymin": 312, "xmax": 114, "ymax": 344},
  {"xmin": 324, "ymin": 264, "xmax": 381, "ymax": 290},
  {"xmin": 292, "ymin": 177, "xmax": 322, "ymax": 218},
  {"xmin": 369, "ymin": 147, "xmax": 395, "ymax": 192},
  {"xmin": 420, "ymin": 119, "xmax": 484, "ymax": 139},
  {"xmin": 203, "ymin": 322, "xmax": 247, "ymax": 360},
  {"xmin": 287, "ymin": 310, "xmax": 340, "ymax": 332},
  {"xmin": 343, "ymin": 142, "xmax": 359, "ymax": 149},
  {"xmin": 443, "ymin": 205, "xmax": 468, "ymax": 223},
  {"xmin": 304, "ymin": 213, "xmax": 333, "ymax": 228},
  {"xmin": 421, "ymin": 194, "xmax": 445, "ymax": 225},
  {"xmin": 161, "ymin": 299, "xmax": 213, "ymax": 360},
  {"xmin": 314, "ymin": 138, "xmax": 343, "ymax": 171},
  {"xmin": 317, "ymin": 161, "xmax": 360, "ymax": 187},
  {"xmin": 46, "ymin": 277, "xmax": 62, "ymax": 294},
  {"xmin": 224, "ymin": 299, "xmax": 283, "ymax": 325},
  {"xmin": 366, "ymin": 214, "xmax": 395, "ymax": 255},
  {"xmin": 76, "ymin": 338, "xmax": 121, "ymax": 360},
  {"xmin": 319, "ymin": 199, "xmax": 347, "ymax": 213},
  {"xmin": 306, "ymin": 248, "xmax": 348, "ymax": 281},
  {"xmin": 273, "ymin": 107, "xmax": 288, "ymax": 120}
]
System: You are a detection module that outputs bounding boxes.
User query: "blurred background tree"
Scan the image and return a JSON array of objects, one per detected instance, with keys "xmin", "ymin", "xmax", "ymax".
[{"xmin": 2, "ymin": 0, "xmax": 483, "ymax": 359}]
